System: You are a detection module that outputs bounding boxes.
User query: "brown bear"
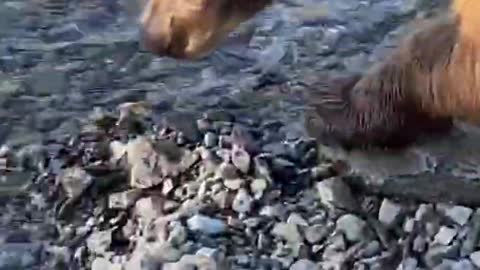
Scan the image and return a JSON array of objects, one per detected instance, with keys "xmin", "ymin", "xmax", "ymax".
[
  {"xmin": 139, "ymin": 0, "xmax": 273, "ymax": 59},
  {"xmin": 305, "ymin": 0, "xmax": 480, "ymax": 149},
  {"xmin": 140, "ymin": 0, "xmax": 480, "ymax": 149}
]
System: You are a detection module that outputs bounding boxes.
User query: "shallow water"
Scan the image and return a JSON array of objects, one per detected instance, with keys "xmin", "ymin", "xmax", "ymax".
[{"xmin": 1, "ymin": 0, "xmax": 470, "ymax": 188}]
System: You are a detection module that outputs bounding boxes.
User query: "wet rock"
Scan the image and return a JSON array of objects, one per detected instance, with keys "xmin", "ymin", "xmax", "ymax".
[
  {"xmin": 86, "ymin": 230, "xmax": 112, "ymax": 255},
  {"xmin": 232, "ymin": 188, "xmax": 253, "ymax": 214},
  {"xmin": 304, "ymin": 224, "xmax": 329, "ymax": 244},
  {"xmin": 424, "ymin": 244, "xmax": 459, "ymax": 268},
  {"xmin": 415, "ymin": 204, "xmax": 434, "ymax": 221},
  {"xmin": 470, "ymin": 251, "xmax": 480, "ymax": 268},
  {"xmin": 232, "ymin": 144, "xmax": 251, "ymax": 174},
  {"xmin": 204, "ymin": 132, "xmax": 217, "ymax": 148},
  {"xmin": 287, "ymin": 213, "xmax": 308, "ymax": 227},
  {"xmin": 290, "ymin": 259, "xmax": 318, "ymax": 270},
  {"xmin": 231, "ymin": 124, "xmax": 259, "ymax": 154},
  {"xmin": 216, "ymin": 162, "xmax": 239, "ymax": 180},
  {"xmin": 134, "ymin": 196, "xmax": 164, "ymax": 224},
  {"xmin": 272, "ymin": 223, "xmax": 302, "ymax": 243},
  {"xmin": 0, "ymin": 243, "xmax": 42, "ymax": 269},
  {"xmin": 461, "ymin": 209, "xmax": 480, "ymax": 256},
  {"xmin": 91, "ymin": 257, "xmax": 114, "ymax": 270},
  {"xmin": 224, "ymin": 179, "xmax": 243, "ymax": 190},
  {"xmin": 162, "ymin": 112, "xmax": 201, "ymax": 142},
  {"xmin": 108, "ymin": 189, "xmax": 142, "ymax": 210},
  {"xmin": 25, "ymin": 68, "xmax": 68, "ymax": 96},
  {"xmin": 187, "ymin": 214, "xmax": 226, "ymax": 235},
  {"xmin": 58, "ymin": 166, "xmax": 93, "ymax": 198},
  {"xmin": 316, "ymin": 177, "xmax": 358, "ymax": 211},
  {"xmin": 250, "ymin": 178, "xmax": 268, "ymax": 199},
  {"xmin": 397, "ymin": 257, "xmax": 418, "ymax": 270},
  {"xmin": 444, "ymin": 206, "xmax": 473, "ymax": 226},
  {"xmin": 452, "ymin": 259, "xmax": 475, "ymax": 270},
  {"xmin": 413, "ymin": 235, "xmax": 427, "ymax": 253},
  {"xmin": 336, "ymin": 214, "xmax": 369, "ymax": 243},
  {"xmin": 403, "ymin": 218, "xmax": 415, "ymax": 233},
  {"xmin": 378, "ymin": 199, "xmax": 404, "ymax": 228},
  {"xmin": 433, "ymin": 226, "xmax": 458, "ymax": 245},
  {"xmin": 167, "ymin": 221, "xmax": 187, "ymax": 246},
  {"xmin": 43, "ymin": 23, "xmax": 84, "ymax": 43}
]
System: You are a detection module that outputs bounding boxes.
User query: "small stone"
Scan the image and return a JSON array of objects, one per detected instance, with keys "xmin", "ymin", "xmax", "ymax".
[
  {"xmin": 25, "ymin": 68, "xmax": 68, "ymax": 96},
  {"xmin": 216, "ymin": 162, "xmax": 239, "ymax": 180},
  {"xmin": 91, "ymin": 257, "xmax": 113, "ymax": 270},
  {"xmin": 287, "ymin": 213, "xmax": 308, "ymax": 227},
  {"xmin": 452, "ymin": 259, "xmax": 475, "ymax": 270},
  {"xmin": 232, "ymin": 188, "xmax": 253, "ymax": 214},
  {"xmin": 58, "ymin": 166, "xmax": 93, "ymax": 198},
  {"xmin": 272, "ymin": 223, "xmax": 302, "ymax": 243},
  {"xmin": 413, "ymin": 235, "xmax": 427, "ymax": 253},
  {"xmin": 445, "ymin": 206, "xmax": 473, "ymax": 226},
  {"xmin": 434, "ymin": 226, "xmax": 458, "ymax": 245},
  {"xmin": 196, "ymin": 247, "xmax": 220, "ymax": 261},
  {"xmin": 304, "ymin": 224, "xmax": 329, "ymax": 244},
  {"xmin": 87, "ymin": 230, "xmax": 112, "ymax": 255},
  {"xmin": 250, "ymin": 178, "xmax": 268, "ymax": 199},
  {"xmin": 470, "ymin": 251, "xmax": 480, "ymax": 268},
  {"xmin": 403, "ymin": 218, "xmax": 415, "ymax": 233},
  {"xmin": 187, "ymin": 214, "xmax": 226, "ymax": 235},
  {"xmin": 378, "ymin": 199, "xmax": 404, "ymax": 228},
  {"xmin": 232, "ymin": 145, "xmax": 251, "ymax": 174},
  {"xmin": 336, "ymin": 214, "xmax": 369, "ymax": 243},
  {"xmin": 290, "ymin": 259, "xmax": 318, "ymax": 270},
  {"xmin": 134, "ymin": 196, "xmax": 163, "ymax": 223},
  {"xmin": 424, "ymin": 245, "xmax": 459, "ymax": 268},
  {"xmin": 461, "ymin": 209, "xmax": 480, "ymax": 256},
  {"xmin": 397, "ymin": 257, "xmax": 418, "ymax": 270},
  {"xmin": 415, "ymin": 204, "xmax": 433, "ymax": 221},
  {"xmin": 316, "ymin": 178, "xmax": 357, "ymax": 211},
  {"xmin": 224, "ymin": 178, "xmax": 243, "ymax": 190},
  {"xmin": 168, "ymin": 221, "xmax": 187, "ymax": 246},
  {"xmin": 108, "ymin": 189, "xmax": 141, "ymax": 210},
  {"xmin": 204, "ymin": 132, "xmax": 218, "ymax": 148}
]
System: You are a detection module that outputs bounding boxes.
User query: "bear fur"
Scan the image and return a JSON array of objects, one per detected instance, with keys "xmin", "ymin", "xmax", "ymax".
[
  {"xmin": 140, "ymin": 0, "xmax": 273, "ymax": 59},
  {"xmin": 306, "ymin": 0, "xmax": 480, "ymax": 149}
]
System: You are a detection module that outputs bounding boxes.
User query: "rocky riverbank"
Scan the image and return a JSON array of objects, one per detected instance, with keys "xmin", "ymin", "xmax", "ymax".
[{"xmin": 1, "ymin": 102, "xmax": 480, "ymax": 270}]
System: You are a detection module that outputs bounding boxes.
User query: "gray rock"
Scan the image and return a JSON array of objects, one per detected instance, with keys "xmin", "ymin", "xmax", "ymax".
[
  {"xmin": 287, "ymin": 213, "xmax": 308, "ymax": 227},
  {"xmin": 232, "ymin": 188, "xmax": 253, "ymax": 214},
  {"xmin": 232, "ymin": 145, "xmax": 251, "ymax": 174},
  {"xmin": 304, "ymin": 224, "xmax": 329, "ymax": 244},
  {"xmin": 86, "ymin": 230, "xmax": 112, "ymax": 255},
  {"xmin": 424, "ymin": 244, "xmax": 459, "ymax": 268},
  {"xmin": 204, "ymin": 132, "xmax": 218, "ymax": 148},
  {"xmin": 469, "ymin": 251, "xmax": 480, "ymax": 268},
  {"xmin": 58, "ymin": 166, "xmax": 93, "ymax": 198},
  {"xmin": 336, "ymin": 214, "xmax": 369, "ymax": 243},
  {"xmin": 272, "ymin": 223, "xmax": 303, "ymax": 243},
  {"xmin": 0, "ymin": 243, "xmax": 42, "ymax": 269},
  {"xmin": 135, "ymin": 196, "xmax": 164, "ymax": 223},
  {"xmin": 187, "ymin": 215, "xmax": 227, "ymax": 235},
  {"xmin": 224, "ymin": 179, "xmax": 243, "ymax": 190},
  {"xmin": 403, "ymin": 218, "xmax": 415, "ymax": 233},
  {"xmin": 434, "ymin": 226, "xmax": 458, "ymax": 245},
  {"xmin": 461, "ymin": 209, "xmax": 480, "ymax": 256},
  {"xmin": 168, "ymin": 221, "xmax": 187, "ymax": 246},
  {"xmin": 108, "ymin": 189, "xmax": 142, "ymax": 210},
  {"xmin": 396, "ymin": 257, "xmax": 418, "ymax": 270},
  {"xmin": 91, "ymin": 257, "xmax": 114, "ymax": 270},
  {"xmin": 216, "ymin": 162, "xmax": 239, "ymax": 180},
  {"xmin": 44, "ymin": 23, "xmax": 84, "ymax": 42},
  {"xmin": 290, "ymin": 259, "xmax": 318, "ymax": 270},
  {"xmin": 415, "ymin": 204, "xmax": 434, "ymax": 221},
  {"xmin": 444, "ymin": 206, "xmax": 473, "ymax": 226},
  {"xmin": 452, "ymin": 259, "xmax": 475, "ymax": 270},
  {"xmin": 413, "ymin": 235, "xmax": 427, "ymax": 253},
  {"xmin": 316, "ymin": 178, "xmax": 358, "ymax": 211},
  {"xmin": 250, "ymin": 178, "xmax": 268, "ymax": 199},
  {"xmin": 25, "ymin": 68, "xmax": 68, "ymax": 96},
  {"xmin": 378, "ymin": 199, "xmax": 403, "ymax": 228}
]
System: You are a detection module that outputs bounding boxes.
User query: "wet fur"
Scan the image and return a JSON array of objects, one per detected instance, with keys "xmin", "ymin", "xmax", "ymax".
[
  {"xmin": 306, "ymin": 0, "xmax": 480, "ymax": 149},
  {"xmin": 140, "ymin": 0, "xmax": 273, "ymax": 59}
]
